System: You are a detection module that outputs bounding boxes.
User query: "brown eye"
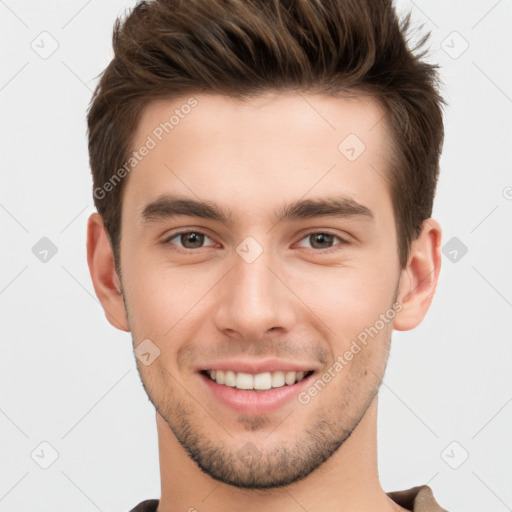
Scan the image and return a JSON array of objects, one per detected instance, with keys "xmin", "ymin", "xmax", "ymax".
[
  {"xmin": 297, "ymin": 232, "xmax": 347, "ymax": 252},
  {"xmin": 309, "ymin": 233, "xmax": 335, "ymax": 249},
  {"xmin": 163, "ymin": 231, "xmax": 215, "ymax": 250}
]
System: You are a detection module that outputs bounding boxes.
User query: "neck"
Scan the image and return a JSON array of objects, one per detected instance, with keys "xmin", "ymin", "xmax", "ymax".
[{"xmin": 155, "ymin": 396, "xmax": 404, "ymax": 512}]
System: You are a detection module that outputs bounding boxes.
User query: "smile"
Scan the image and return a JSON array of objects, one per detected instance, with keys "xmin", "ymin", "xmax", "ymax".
[
  {"xmin": 199, "ymin": 369, "xmax": 317, "ymax": 415},
  {"xmin": 202, "ymin": 369, "xmax": 314, "ymax": 391},
  {"xmin": 204, "ymin": 370, "xmax": 313, "ymax": 391}
]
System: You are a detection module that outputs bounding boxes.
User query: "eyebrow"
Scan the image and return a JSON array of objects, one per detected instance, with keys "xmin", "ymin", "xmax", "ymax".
[{"xmin": 140, "ymin": 194, "xmax": 374, "ymax": 227}]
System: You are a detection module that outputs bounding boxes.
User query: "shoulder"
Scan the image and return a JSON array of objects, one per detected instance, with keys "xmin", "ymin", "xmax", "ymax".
[
  {"xmin": 127, "ymin": 498, "xmax": 160, "ymax": 512},
  {"xmin": 387, "ymin": 485, "xmax": 449, "ymax": 512}
]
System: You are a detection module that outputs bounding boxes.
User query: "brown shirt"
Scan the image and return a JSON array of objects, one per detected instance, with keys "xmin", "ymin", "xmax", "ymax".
[
  {"xmin": 128, "ymin": 484, "xmax": 448, "ymax": 511},
  {"xmin": 387, "ymin": 485, "xmax": 448, "ymax": 511}
]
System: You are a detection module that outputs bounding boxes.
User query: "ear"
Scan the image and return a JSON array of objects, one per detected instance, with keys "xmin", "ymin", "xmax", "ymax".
[
  {"xmin": 393, "ymin": 218, "xmax": 442, "ymax": 331},
  {"xmin": 86, "ymin": 212, "xmax": 130, "ymax": 332}
]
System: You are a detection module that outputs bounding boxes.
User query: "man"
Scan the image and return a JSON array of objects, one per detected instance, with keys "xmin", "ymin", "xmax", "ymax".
[{"xmin": 86, "ymin": 0, "xmax": 447, "ymax": 510}]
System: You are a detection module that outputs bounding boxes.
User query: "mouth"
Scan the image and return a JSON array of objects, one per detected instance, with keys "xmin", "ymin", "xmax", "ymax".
[
  {"xmin": 198, "ymin": 368, "xmax": 317, "ymax": 414},
  {"xmin": 200, "ymin": 369, "xmax": 315, "ymax": 391}
]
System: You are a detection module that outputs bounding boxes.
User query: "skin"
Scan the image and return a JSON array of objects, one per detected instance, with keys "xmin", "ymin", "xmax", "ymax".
[{"xmin": 87, "ymin": 91, "xmax": 441, "ymax": 512}]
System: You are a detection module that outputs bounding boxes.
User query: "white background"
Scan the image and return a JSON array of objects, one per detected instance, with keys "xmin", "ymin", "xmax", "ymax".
[{"xmin": 1, "ymin": 0, "xmax": 511, "ymax": 510}]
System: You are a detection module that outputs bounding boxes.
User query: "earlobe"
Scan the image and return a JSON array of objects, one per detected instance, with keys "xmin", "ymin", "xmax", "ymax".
[
  {"xmin": 86, "ymin": 213, "xmax": 130, "ymax": 332},
  {"xmin": 393, "ymin": 218, "xmax": 442, "ymax": 331}
]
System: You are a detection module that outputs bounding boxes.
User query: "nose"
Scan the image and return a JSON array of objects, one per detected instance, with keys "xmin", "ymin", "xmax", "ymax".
[{"xmin": 213, "ymin": 244, "xmax": 298, "ymax": 340}]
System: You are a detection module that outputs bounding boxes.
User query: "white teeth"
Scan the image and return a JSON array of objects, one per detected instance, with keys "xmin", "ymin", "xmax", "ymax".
[
  {"xmin": 236, "ymin": 372, "xmax": 254, "ymax": 390},
  {"xmin": 271, "ymin": 371, "xmax": 285, "ymax": 387},
  {"xmin": 253, "ymin": 372, "xmax": 272, "ymax": 390},
  {"xmin": 206, "ymin": 369, "xmax": 311, "ymax": 390},
  {"xmin": 285, "ymin": 371, "xmax": 296, "ymax": 385},
  {"xmin": 224, "ymin": 370, "xmax": 236, "ymax": 387}
]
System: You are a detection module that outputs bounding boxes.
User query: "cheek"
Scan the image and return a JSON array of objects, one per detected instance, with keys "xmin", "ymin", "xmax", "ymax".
[
  {"xmin": 123, "ymin": 255, "xmax": 217, "ymax": 337},
  {"xmin": 286, "ymin": 260, "xmax": 398, "ymax": 342}
]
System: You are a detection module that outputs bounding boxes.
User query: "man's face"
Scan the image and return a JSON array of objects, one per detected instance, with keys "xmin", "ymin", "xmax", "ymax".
[{"xmin": 118, "ymin": 91, "xmax": 404, "ymax": 488}]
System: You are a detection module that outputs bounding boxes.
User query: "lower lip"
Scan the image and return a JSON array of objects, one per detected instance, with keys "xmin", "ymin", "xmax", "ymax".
[{"xmin": 199, "ymin": 372, "xmax": 314, "ymax": 415}]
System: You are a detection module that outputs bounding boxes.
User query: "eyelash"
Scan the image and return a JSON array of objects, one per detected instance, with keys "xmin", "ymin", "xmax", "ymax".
[{"xmin": 162, "ymin": 230, "xmax": 348, "ymax": 254}]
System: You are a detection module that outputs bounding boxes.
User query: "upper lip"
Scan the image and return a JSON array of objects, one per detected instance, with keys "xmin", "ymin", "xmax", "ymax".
[{"xmin": 197, "ymin": 358, "xmax": 318, "ymax": 374}]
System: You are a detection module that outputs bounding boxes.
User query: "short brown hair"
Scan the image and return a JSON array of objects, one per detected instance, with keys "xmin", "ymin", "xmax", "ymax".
[{"xmin": 87, "ymin": 0, "xmax": 445, "ymax": 275}]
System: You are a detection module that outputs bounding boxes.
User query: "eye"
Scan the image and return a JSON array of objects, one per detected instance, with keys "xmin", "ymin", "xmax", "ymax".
[
  {"xmin": 162, "ymin": 230, "xmax": 349, "ymax": 253},
  {"xmin": 296, "ymin": 232, "xmax": 348, "ymax": 253},
  {"xmin": 162, "ymin": 230, "xmax": 216, "ymax": 250}
]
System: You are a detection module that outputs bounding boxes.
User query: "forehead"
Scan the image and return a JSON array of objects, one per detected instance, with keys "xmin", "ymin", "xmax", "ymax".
[
  {"xmin": 134, "ymin": 90, "xmax": 389, "ymax": 150},
  {"xmin": 123, "ymin": 91, "xmax": 393, "ymax": 228}
]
